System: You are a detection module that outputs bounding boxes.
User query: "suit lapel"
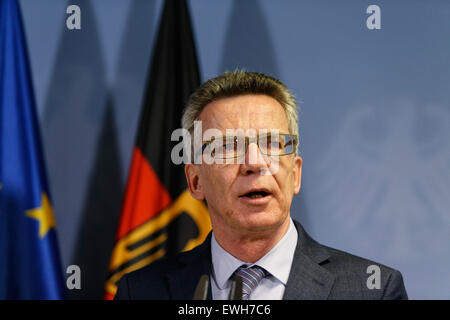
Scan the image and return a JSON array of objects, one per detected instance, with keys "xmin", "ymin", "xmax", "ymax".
[
  {"xmin": 283, "ymin": 221, "xmax": 336, "ymax": 300},
  {"xmin": 166, "ymin": 233, "xmax": 213, "ymax": 300}
]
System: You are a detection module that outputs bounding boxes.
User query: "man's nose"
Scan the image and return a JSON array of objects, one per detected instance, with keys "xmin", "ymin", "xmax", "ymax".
[{"xmin": 239, "ymin": 142, "xmax": 269, "ymax": 175}]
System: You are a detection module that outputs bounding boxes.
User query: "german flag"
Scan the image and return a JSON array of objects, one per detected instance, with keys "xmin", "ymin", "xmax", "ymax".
[{"xmin": 104, "ymin": 0, "xmax": 211, "ymax": 299}]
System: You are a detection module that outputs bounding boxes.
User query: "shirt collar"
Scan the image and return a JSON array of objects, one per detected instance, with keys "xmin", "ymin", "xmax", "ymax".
[{"xmin": 211, "ymin": 217, "xmax": 298, "ymax": 289}]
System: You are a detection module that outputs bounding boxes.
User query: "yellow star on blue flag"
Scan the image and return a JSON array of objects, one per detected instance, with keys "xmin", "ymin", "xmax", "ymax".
[{"xmin": 26, "ymin": 193, "xmax": 56, "ymax": 239}]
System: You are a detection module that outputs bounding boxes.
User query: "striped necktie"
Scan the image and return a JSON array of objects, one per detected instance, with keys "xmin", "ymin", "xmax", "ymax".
[{"xmin": 235, "ymin": 265, "xmax": 267, "ymax": 300}]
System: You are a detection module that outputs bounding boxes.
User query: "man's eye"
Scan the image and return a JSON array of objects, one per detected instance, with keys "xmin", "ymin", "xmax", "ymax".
[
  {"xmin": 267, "ymin": 137, "xmax": 282, "ymax": 149},
  {"xmin": 270, "ymin": 141, "xmax": 282, "ymax": 149}
]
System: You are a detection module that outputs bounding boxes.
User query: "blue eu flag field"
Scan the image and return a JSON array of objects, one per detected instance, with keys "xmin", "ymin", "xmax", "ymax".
[{"xmin": 0, "ymin": 0, "xmax": 65, "ymax": 299}]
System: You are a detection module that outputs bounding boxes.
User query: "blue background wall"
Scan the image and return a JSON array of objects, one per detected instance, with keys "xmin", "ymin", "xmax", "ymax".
[{"xmin": 18, "ymin": 0, "xmax": 450, "ymax": 299}]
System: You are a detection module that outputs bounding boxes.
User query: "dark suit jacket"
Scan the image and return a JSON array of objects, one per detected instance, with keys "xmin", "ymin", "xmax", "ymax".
[{"xmin": 114, "ymin": 220, "xmax": 408, "ymax": 300}]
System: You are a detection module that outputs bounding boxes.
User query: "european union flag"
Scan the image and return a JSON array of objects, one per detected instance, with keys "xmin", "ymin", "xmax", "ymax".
[{"xmin": 0, "ymin": 0, "xmax": 65, "ymax": 299}]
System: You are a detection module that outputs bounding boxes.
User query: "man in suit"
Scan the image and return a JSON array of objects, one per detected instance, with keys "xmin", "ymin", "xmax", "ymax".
[{"xmin": 115, "ymin": 71, "xmax": 408, "ymax": 300}]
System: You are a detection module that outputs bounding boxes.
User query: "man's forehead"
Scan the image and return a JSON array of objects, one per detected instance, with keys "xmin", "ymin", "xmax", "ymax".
[{"xmin": 198, "ymin": 94, "xmax": 289, "ymax": 131}]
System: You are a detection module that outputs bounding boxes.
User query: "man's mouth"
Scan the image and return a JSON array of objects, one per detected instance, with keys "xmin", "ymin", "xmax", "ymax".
[{"xmin": 239, "ymin": 189, "xmax": 272, "ymax": 199}]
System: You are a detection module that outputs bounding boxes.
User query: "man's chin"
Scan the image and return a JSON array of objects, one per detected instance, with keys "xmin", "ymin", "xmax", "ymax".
[{"xmin": 231, "ymin": 213, "xmax": 286, "ymax": 234}]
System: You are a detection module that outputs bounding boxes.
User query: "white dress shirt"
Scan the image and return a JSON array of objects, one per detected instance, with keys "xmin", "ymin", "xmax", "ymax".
[{"xmin": 210, "ymin": 218, "xmax": 298, "ymax": 300}]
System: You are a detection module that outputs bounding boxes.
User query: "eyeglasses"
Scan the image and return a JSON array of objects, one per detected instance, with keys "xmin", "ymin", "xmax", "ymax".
[{"xmin": 200, "ymin": 133, "xmax": 298, "ymax": 160}]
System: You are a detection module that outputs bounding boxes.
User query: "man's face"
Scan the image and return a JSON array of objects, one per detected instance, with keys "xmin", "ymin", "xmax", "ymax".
[{"xmin": 185, "ymin": 94, "xmax": 302, "ymax": 236}]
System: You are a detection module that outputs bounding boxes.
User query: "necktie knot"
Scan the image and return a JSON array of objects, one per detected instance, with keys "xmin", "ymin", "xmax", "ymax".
[{"xmin": 235, "ymin": 265, "xmax": 267, "ymax": 300}]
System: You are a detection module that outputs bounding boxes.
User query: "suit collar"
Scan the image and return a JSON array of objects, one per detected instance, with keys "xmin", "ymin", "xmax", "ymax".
[
  {"xmin": 283, "ymin": 220, "xmax": 336, "ymax": 299},
  {"xmin": 211, "ymin": 218, "xmax": 298, "ymax": 289},
  {"xmin": 166, "ymin": 233, "xmax": 213, "ymax": 300}
]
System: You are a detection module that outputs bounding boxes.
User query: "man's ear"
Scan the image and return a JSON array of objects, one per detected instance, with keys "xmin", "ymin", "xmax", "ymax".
[
  {"xmin": 293, "ymin": 156, "xmax": 302, "ymax": 194},
  {"xmin": 185, "ymin": 164, "xmax": 205, "ymax": 200}
]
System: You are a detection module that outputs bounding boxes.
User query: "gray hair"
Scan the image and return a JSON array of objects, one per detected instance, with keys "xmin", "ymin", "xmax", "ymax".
[{"xmin": 182, "ymin": 70, "xmax": 299, "ymax": 156}]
